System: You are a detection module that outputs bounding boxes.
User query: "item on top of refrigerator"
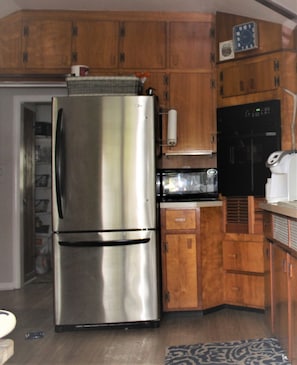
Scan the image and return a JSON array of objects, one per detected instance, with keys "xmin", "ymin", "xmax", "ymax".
[{"xmin": 66, "ymin": 76, "xmax": 142, "ymax": 95}]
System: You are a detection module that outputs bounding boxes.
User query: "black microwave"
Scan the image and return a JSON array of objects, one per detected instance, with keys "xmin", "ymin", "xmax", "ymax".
[{"xmin": 156, "ymin": 168, "xmax": 218, "ymax": 202}]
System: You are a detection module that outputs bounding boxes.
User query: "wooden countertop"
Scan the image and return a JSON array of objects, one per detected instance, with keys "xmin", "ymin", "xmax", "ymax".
[
  {"xmin": 260, "ymin": 201, "xmax": 297, "ymax": 219},
  {"xmin": 160, "ymin": 200, "xmax": 223, "ymax": 209}
]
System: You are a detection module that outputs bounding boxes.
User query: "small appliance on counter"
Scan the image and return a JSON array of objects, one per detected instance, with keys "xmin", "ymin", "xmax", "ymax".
[
  {"xmin": 265, "ymin": 151, "xmax": 297, "ymax": 203},
  {"xmin": 156, "ymin": 168, "xmax": 218, "ymax": 202}
]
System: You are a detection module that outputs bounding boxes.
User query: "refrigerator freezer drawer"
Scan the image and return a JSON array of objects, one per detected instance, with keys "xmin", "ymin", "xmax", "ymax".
[{"xmin": 53, "ymin": 231, "xmax": 160, "ymax": 330}]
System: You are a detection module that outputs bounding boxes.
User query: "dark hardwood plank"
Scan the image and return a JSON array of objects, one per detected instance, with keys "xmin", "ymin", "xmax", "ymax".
[{"xmin": 0, "ymin": 281, "xmax": 271, "ymax": 365}]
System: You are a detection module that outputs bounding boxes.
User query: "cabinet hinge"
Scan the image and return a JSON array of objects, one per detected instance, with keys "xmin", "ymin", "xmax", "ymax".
[
  {"xmin": 23, "ymin": 25, "xmax": 29, "ymax": 37},
  {"xmin": 163, "ymin": 74, "xmax": 169, "ymax": 86},
  {"xmin": 210, "ymin": 79, "xmax": 216, "ymax": 89},
  {"xmin": 164, "ymin": 291, "xmax": 170, "ymax": 302},
  {"xmin": 72, "ymin": 52, "xmax": 78, "ymax": 63},
  {"xmin": 23, "ymin": 52, "xmax": 28, "ymax": 64},
  {"xmin": 120, "ymin": 53, "xmax": 125, "ymax": 63},
  {"xmin": 274, "ymin": 76, "xmax": 280, "ymax": 87},
  {"xmin": 120, "ymin": 24, "xmax": 125, "ymax": 37},
  {"xmin": 210, "ymin": 53, "xmax": 215, "ymax": 64},
  {"xmin": 163, "ymin": 242, "xmax": 168, "ymax": 253},
  {"xmin": 274, "ymin": 59, "xmax": 280, "ymax": 71},
  {"xmin": 219, "ymin": 71, "xmax": 224, "ymax": 82},
  {"xmin": 72, "ymin": 26, "xmax": 78, "ymax": 37},
  {"xmin": 220, "ymin": 85, "xmax": 224, "ymax": 96},
  {"xmin": 209, "ymin": 27, "xmax": 215, "ymax": 38}
]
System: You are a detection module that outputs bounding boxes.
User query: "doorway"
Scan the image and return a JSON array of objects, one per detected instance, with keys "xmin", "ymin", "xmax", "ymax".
[{"xmin": 21, "ymin": 102, "xmax": 52, "ymax": 284}]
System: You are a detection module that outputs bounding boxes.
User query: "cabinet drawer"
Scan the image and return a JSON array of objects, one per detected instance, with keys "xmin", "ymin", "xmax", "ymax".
[
  {"xmin": 165, "ymin": 209, "xmax": 196, "ymax": 230},
  {"xmin": 223, "ymin": 241, "xmax": 264, "ymax": 273},
  {"xmin": 224, "ymin": 272, "xmax": 264, "ymax": 308}
]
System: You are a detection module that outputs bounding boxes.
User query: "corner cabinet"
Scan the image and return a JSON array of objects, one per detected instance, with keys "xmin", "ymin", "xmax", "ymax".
[
  {"xmin": 223, "ymin": 235, "xmax": 265, "ymax": 309},
  {"xmin": 160, "ymin": 205, "xmax": 223, "ymax": 312}
]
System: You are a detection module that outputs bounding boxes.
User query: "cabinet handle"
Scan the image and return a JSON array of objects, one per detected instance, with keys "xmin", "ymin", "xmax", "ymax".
[
  {"xmin": 289, "ymin": 263, "xmax": 293, "ymax": 278},
  {"xmin": 283, "ymin": 259, "xmax": 287, "ymax": 273},
  {"xmin": 231, "ymin": 286, "xmax": 240, "ymax": 291},
  {"xmin": 239, "ymin": 80, "xmax": 244, "ymax": 91},
  {"xmin": 174, "ymin": 217, "xmax": 186, "ymax": 222},
  {"xmin": 228, "ymin": 254, "xmax": 237, "ymax": 259}
]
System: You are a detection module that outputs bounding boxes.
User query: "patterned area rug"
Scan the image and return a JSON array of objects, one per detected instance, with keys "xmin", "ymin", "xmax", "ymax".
[{"xmin": 165, "ymin": 337, "xmax": 291, "ymax": 364}]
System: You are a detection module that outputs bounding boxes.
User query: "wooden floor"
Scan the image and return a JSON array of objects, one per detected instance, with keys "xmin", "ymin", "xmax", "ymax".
[{"xmin": 1, "ymin": 275, "xmax": 272, "ymax": 365}]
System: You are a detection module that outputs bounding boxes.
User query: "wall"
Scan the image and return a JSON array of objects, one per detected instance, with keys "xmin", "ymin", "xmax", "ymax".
[{"xmin": 0, "ymin": 84, "xmax": 67, "ymax": 289}]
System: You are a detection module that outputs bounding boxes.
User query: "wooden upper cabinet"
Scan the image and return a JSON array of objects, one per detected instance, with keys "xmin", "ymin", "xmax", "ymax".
[
  {"xmin": 164, "ymin": 72, "xmax": 215, "ymax": 154},
  {"xmin": 218, "ymin": 54, "xmax": 279, "ymax": 98},
  {"xmin": 119, "ymin": 21, "xmax": 166, "ymax": 69},
  {"xmin": 22, "ymin": 18, "xmax": 72, "ymax": 69},
  {"xmin": 0, "ymin": 14, "xmax": 22, "ymax": 69},
  {"xmin": 72, "ymin": 20, "xmax": 118, "ymax": 69},
  {"xmin": 169, "ymin": 21, "xmax": 214, "ymax": 69}
]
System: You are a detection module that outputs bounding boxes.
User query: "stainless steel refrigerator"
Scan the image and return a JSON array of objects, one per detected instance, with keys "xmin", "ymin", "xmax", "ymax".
[{"xmin": 51, "ymin": 95, "xmax": 160, "ymax": 331}]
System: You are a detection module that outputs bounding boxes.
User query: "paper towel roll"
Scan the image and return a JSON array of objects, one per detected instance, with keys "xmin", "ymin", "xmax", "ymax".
[{"xmin": 167, "ymin": 109, "xmax": 177, "ymax": 146}]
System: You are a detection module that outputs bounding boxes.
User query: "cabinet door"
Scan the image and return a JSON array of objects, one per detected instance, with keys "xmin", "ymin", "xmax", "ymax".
[
  {"xmin": 264, "ymin": 240, "xmax": 274, "ymax": 331},
  {"xmin": 164, "ymin": 72, "xmax": 215, "ymax": 154},
  {"xmin": 200, "ymin": 207, "xmax": 224, "ymax": 308},
  {"xmin": 22, "ymin": 18, "xmax": 72, "ymax": 69},
  {"xmin": 224, "ymin": 272, "xmax": 264, "ymax": 308},
  {"xmin": 272, "ymin": 245, "xmax": 289, "ymax": 355},
  {"xmin": 223, "ymin": 241, "xmax": 264, "ymax": 273},
  {"xmin": 163, "ymin": 234, "xmax": 198, "ymax": 310},
  {"xmin": 219, "ymin": 57, "xmax": 278, "ymax": 98},
  {"xmin": 169, "ymin": 22, "xmax": 214, "ymax": 69},
  {"xmin": 72, "ymin": 20, "xmax": 118, "ymax": 69},
  {"xmin": 119, "ymin": 21, "xmax": 166, "ymax": 69},
  {"xmin": 0, "ymin": 15, "xmax": 22, "ymax": 69},
  {"xmin": 289, "ymin": 255, "xmax": 297, "ymax": 363}
]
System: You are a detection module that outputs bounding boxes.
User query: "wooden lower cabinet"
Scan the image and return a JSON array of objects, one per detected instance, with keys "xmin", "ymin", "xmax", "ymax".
[
  {"xmin": 271, "ymin": 245, "xmax": 297, "ymax": 364},
  {"xmin": 263, "ymin": 211, "xmax": 297, "ymax": 364},
  {"xmin": 289, "ymin": 254, "xmax": 297, "ymax": 364},
  {"xmin": 272, "ymin": 244, "xmax": 289, "ymax": 355},
  {"xmin": 224, "ymin": 272, "xmax": 264, "ymax": 308},
  {"xmin": 161, "ymin": 206, "xmax": 223, "ymax": 312},
  {"xmin": 223, "ymin": 235, "xmax": 265, "ymax": 309},
  {"xmin": 164, "ymin": 233, "xmax": 198, "ymax": 309}
]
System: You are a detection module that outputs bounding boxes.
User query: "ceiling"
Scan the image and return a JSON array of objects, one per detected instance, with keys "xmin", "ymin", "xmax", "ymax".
[{"xmin": 0, "ymin": 0, "xmax": 297, "ymax": 28}]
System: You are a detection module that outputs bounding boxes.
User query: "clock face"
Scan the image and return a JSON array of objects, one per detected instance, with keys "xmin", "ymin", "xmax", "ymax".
[{"xmin": 233, "ymin": 21, "xmax": 258, "ymax": 52}]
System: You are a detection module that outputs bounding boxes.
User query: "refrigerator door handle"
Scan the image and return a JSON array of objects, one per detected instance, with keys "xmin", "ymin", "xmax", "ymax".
[
  {"xmin": 59, "ymin": 238, "xmax": 150, "ymax": 247},
  {"xmin": 55, "ymin": 108, "xmax": 64, "ymax": 218}
]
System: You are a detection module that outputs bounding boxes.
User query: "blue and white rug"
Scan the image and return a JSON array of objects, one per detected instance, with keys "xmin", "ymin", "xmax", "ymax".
[{"xmin": 165, "ymin": 337, "xmax": 291, "ymax": 364}]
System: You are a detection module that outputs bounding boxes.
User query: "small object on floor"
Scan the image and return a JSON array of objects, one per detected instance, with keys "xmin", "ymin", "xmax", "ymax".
[
  {"xmin": 25, "ymin": 331, "xmax": 45, "ymax": 340},
  {"xmin": 0, "ymin": 339, "xmax": 14, "ymax": 365},
  {"xmin": 0, "ymin": 311, "xmax": 16, "ymax": 339}
]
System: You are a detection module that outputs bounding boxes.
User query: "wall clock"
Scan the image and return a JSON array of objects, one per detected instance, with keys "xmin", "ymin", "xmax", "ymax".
[{"xmin": 233, "ymin": 21, "xmax": 258, "ymax": 52}]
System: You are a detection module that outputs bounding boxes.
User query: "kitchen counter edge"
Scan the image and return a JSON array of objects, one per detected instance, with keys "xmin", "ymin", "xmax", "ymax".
[
  {"xmin": 160, "ymin": 200, "xmax": 223, "ymax": 209},
  {"xmin": 259, "ymin": 201, "xmax": 297, "ymax": 219}
]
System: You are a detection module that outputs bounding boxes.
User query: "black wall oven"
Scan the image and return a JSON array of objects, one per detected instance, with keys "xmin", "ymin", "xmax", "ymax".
[{"xmin": 217, "ymin": 100, "xmax": 281, "ymax": 197}]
